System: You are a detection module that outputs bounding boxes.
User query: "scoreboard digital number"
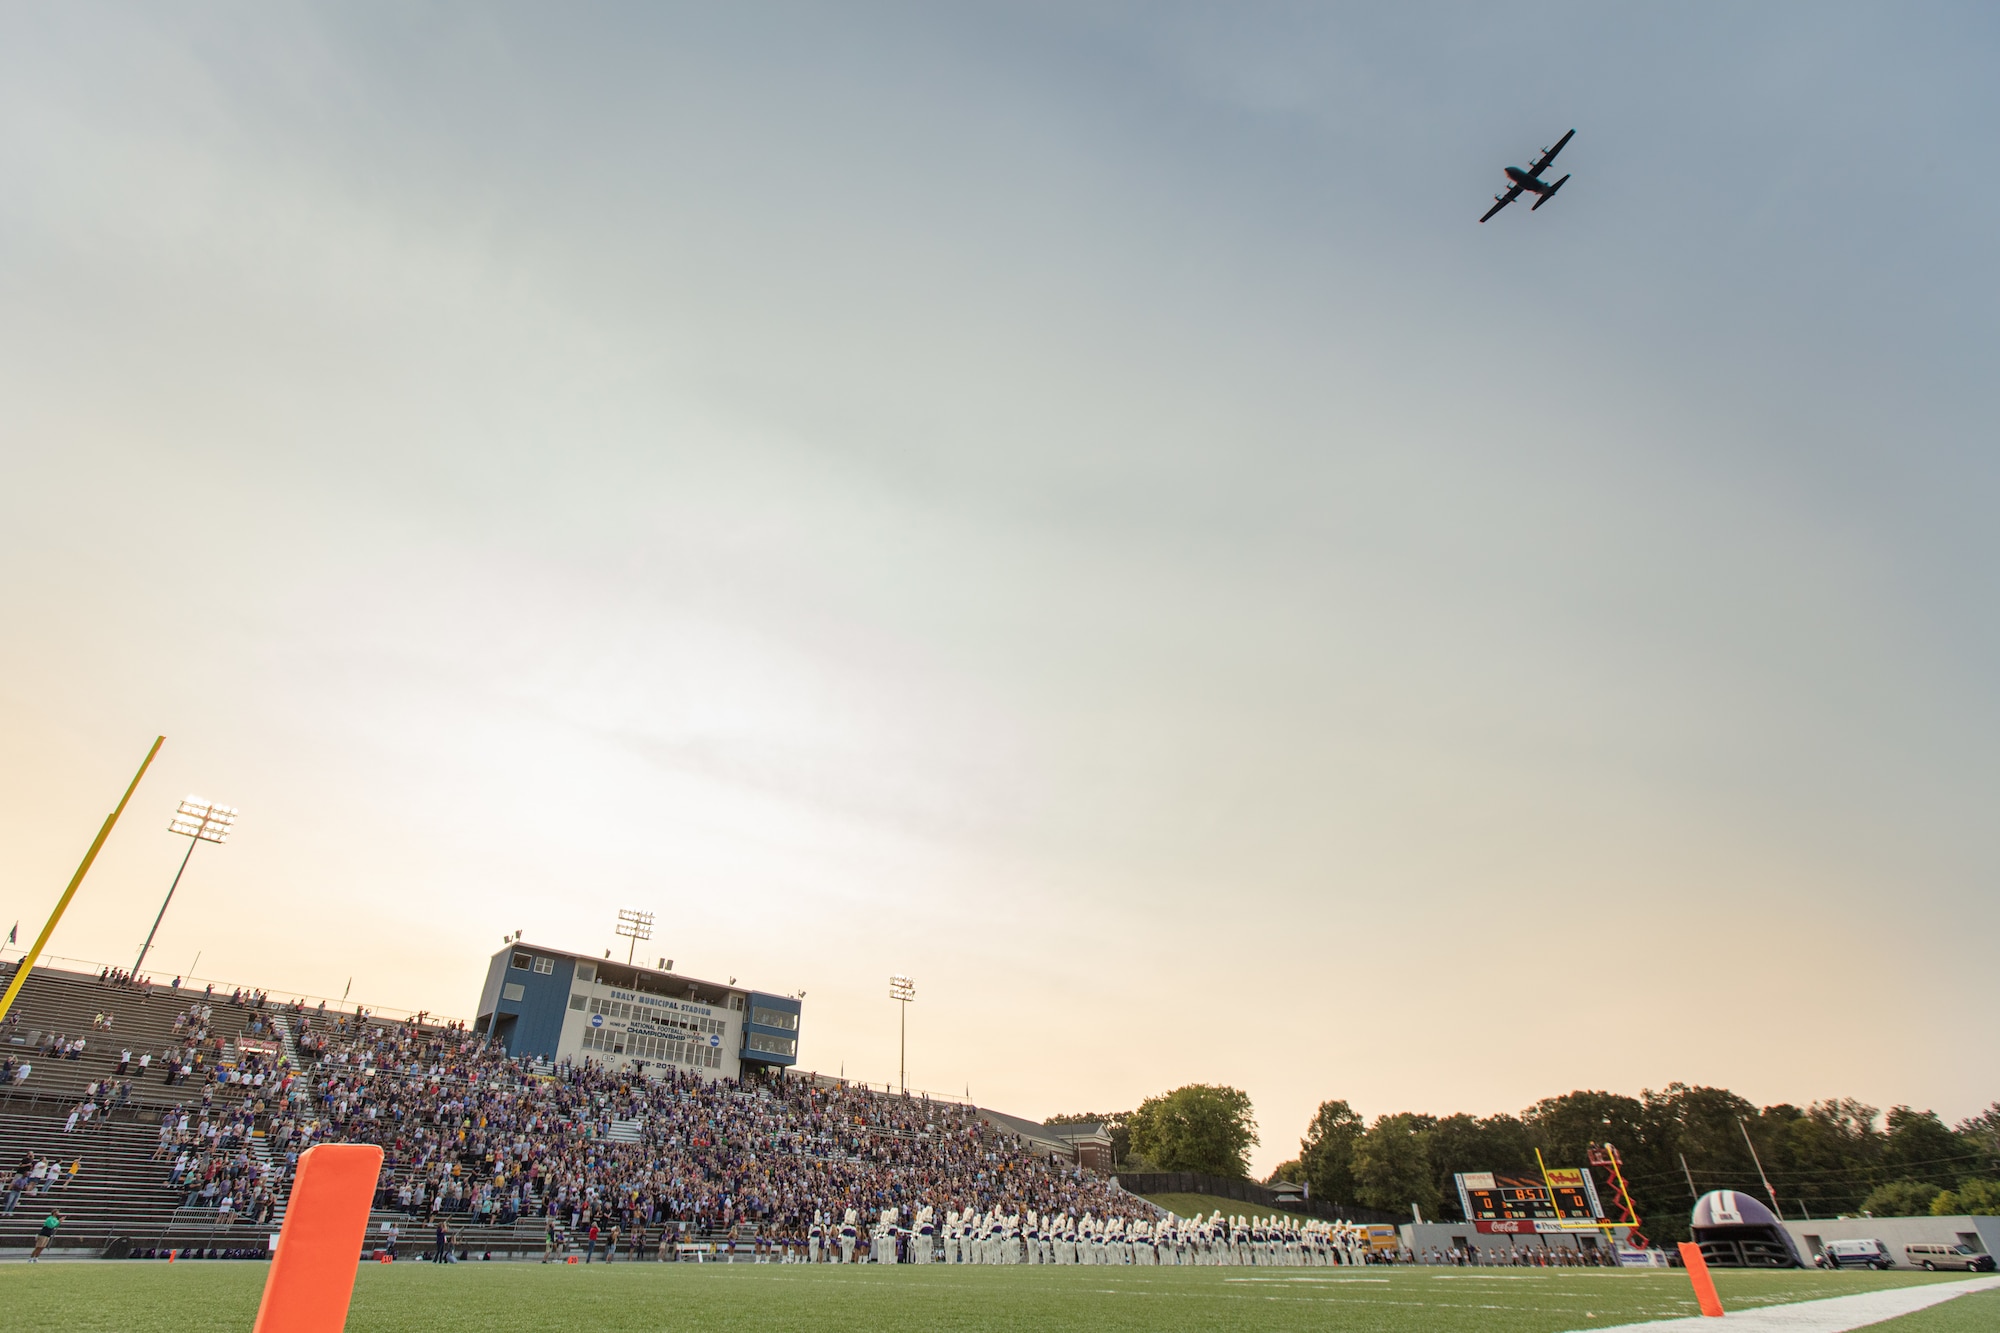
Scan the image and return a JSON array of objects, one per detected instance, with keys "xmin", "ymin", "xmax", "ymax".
[{"xmin": 1454, "ymin": 1170, "xmax": 1604, "ymax": 1225}]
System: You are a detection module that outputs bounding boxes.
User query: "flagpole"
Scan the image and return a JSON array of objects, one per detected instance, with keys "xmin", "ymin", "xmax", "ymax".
[{"xmin": 0, "ymin": 737, "xmax": 165, "ymax": 1025}]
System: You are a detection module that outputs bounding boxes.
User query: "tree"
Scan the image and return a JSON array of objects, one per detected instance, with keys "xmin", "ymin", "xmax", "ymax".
[
  {"xmin": 1882, "ymin": 1107, "xmax": 1960, "ymax": 1188},
  {"xmin": 1353, "ymin": 1113, "xmax": 1439, "ymax": 1219},
  {"xmin": 1126, "ymin": 1085, "xmax": 1258, "ymax": 1177},
  {"xmin": 1955, "ymin": 1104, "xmax": 2000, "ymax": 1179},
  {"xmin": 1956, "ymin": 1104, "xmax": 2000, "ymax": 1152},
  {"xmin": 1269, "ymin": 1082, "xmax": 1990, "ymax": 1238},
  {"xmin": 1931, "ymin": 1179, "xmax": 2000, "ymax": 1216},
  {"xmin": 1296, "ymin": 1100, "xmax": 1364, "ymax": 1205},
  {"xmin": 1768, "ymin": 1100, "xmax": 1882, "ymax": 1217},
  {"xmin": 1858, "ymin": 1178, "xmax": 1944, "ymax": 1217},
  {"xmin": 1424, "ymin": 1113, "xmax": 1538, "ymax": 1218},
  {"xmin": 1524, "ymin": 1090, "xmax": 1647, "ymax": 1171}
]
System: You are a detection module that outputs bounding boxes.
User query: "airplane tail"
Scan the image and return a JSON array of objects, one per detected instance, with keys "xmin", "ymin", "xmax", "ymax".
[{"xmin": 1531, "ymin": 174, "xmax": 1569, "ymax": 210}]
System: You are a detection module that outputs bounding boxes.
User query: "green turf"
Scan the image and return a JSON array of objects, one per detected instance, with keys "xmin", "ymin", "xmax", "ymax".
[
  {"xmin": 0, "ymin": 1261, "xmax": 1986, "ymax": 1333},
  {"xmin": 1858, "ymin": 1287, "xmax": 2000, "ymax": 1332}
]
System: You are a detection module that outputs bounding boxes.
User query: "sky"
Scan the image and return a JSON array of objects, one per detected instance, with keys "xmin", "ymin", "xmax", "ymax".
[{"xmin": 1, "ymin": 4, "xmax": 1996, "ymax": 1177}]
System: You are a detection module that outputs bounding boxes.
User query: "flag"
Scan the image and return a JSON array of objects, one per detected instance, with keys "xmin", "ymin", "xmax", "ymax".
[{"xmin": 6, "ymin": 922, "xmax": 14, "ymax": 945}]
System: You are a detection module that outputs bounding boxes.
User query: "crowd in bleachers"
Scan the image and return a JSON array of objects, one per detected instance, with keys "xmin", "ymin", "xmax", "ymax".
[
  {"xmin": 86, "ymin": 964, "xmax": 278, "ymax": 1013},
  {"xmin": 158, "ymin": 1099, "xmax": 279, "ymax": 1223},
  {"xmin": 3, "ymin": 1150, "xmax": 81, "ymax": 1215},
  {"xmin": 61, "ymin": 1079, "xmax": 135, "ymax": 1132},
  {"xmin": 3, "ymin": 966, "xmax": 1152, "ymax": 1248},
  {"xmin": 272, "ymin": 1013, "xmax": 1145, "ymax": 1242}
]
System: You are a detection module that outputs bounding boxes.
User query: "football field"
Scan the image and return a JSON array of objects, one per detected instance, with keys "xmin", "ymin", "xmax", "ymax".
[{"xmin": 3, "ymin": 1261, "xmax": 1993, "ymax": 1333}]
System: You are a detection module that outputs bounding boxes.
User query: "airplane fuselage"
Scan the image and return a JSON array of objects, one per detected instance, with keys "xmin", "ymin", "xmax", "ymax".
[{"xmin": 1503, "ymin": 165, "xmax": 1555, "ymax": 194}]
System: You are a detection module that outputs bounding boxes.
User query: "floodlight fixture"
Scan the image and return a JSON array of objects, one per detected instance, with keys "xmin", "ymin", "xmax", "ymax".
[
  {"xmin": 889, "ymin": 974, "xmax": 915, "ymax": 1093},
  {"xmin": 169, "ymin": 796, "xmax": 236, "ymax": 844},
  {"xmin": 135, "ymin": 794, "xmax": 239, "ymax": 976},
  {"xmin": 615, "ymin": 908, "xmax": 654, "ymax": 965}
]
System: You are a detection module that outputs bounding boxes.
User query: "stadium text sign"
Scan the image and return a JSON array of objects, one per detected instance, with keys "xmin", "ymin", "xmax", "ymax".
[{"xmin": 1474, "ymin": 1218, "xmax": 1589, "ymax": 1234}]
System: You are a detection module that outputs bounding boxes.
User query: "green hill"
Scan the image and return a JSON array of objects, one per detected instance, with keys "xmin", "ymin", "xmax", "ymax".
[{"xmin": 1137, "ymin": 1191, "xmax": 1320, "ymax": 1221}]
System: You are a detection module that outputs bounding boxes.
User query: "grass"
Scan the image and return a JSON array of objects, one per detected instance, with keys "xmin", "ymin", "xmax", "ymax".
[
  {"xmin": 1138, "ymin": 1192, "xmax": 1322, "ymax": 1220},
  {"xmin": 1865, "ymin": 1287, "xmax": 2000, "ymax": 1332},
  {"xmin": 0, "ymin": 1259, "xmax": 1986, "ymax": 1333}
]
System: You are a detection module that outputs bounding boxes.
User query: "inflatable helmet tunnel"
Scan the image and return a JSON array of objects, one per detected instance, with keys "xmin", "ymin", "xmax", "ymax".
[{"xmin": 1690, "ymin": 1190, "xmax": 1802, "ymax": 1268}]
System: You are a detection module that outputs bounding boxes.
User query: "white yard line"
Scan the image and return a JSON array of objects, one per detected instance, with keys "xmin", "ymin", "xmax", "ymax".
[{"xmin": 1573, "ymin": 1276, "xmax": 1999, "ymax": 1333}]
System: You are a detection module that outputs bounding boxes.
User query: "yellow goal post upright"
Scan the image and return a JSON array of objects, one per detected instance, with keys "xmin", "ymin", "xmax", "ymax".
[
  {"xmin": 1535, "ymin": 1145, "xmax": 1634, "ymax": 1250},
  {"xmin": 0, "ymin": 736, "xmax": 164, "ymax": 1025}
]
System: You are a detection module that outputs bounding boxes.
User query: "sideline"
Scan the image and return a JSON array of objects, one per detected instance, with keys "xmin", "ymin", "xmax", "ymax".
[{"xmin": 1572, "ymin": 1275, "xmax": 2000, "ymax": 1332}]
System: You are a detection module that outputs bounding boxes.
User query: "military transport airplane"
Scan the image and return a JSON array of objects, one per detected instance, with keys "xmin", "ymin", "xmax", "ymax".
[{"xmin": 1480, "ymin": 129, "xmax": 1574, "ymax": 222}]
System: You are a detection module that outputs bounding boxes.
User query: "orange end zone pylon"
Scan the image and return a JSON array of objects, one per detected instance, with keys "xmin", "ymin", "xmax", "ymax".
[
  {"xmin": 252, "ymin": 1144, "xmax": 384, "ymax": 1333},
  {"xmin": 1677, "ymin": 1242, "xmax": 1726, "ymax": 1318}
]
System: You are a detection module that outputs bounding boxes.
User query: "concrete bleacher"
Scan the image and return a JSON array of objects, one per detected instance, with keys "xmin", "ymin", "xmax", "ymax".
[
  {"xmin": 0, "ymin": 965, "xmax": 277, "ymax": 1254},
  {"xmin": 0, "ymin": 1101, "xmax": 267, "ymax": 1255},
  {"xmin": 0, "ymin": 965, "xmax": 266, "ymax": 1106}
]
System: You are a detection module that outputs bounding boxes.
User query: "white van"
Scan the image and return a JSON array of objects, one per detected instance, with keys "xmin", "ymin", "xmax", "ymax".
[
  {"xmin": 1905, "ymin": 1243, "xmax": 1995, "ymax": 1272},
  {"xmin": 1822, "ymin": 1238, "xmax": 1894, "ymax": 1270}
]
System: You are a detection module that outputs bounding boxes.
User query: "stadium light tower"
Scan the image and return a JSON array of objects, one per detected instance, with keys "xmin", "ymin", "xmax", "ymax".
[
  {"xmin": 615, "ymin": 908, "xmax": 654, "ymax": 965},
  {"xmin": 889, "ymin": 974, "xmax": 915, "ymax": 1094},
  {"xmin": 134, "ymin": 796, "xmax": 237, "ymax": 977}
]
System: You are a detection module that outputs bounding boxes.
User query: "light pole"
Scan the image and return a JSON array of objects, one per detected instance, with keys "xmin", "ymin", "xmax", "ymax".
[
  {"xmin": 615, "ymin": 908, "xmax": 654, "ymax": 965},
  {"xmin": 135, "ymin": 796, "xmax": 237, "ymax": 978},
  {"xmin": 889, "ymin": 974, "xmax": 915, "ymax": 1093}
]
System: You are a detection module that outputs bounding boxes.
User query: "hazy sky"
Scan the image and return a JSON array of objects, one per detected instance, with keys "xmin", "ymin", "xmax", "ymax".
[{"xmin": 2, "ymin": 4, "xmax": 1996, "ymax": 1175}]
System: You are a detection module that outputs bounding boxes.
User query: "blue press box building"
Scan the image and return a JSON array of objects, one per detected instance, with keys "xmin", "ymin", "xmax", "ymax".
[{"xmin": 474, "ymin": 942, "xmax": 802, "ymax": 1082}]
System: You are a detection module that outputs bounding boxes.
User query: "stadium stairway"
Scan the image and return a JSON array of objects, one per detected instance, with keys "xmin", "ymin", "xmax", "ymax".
[
  {"xmin": 248, "ymin": 1128, "xmax": 287, "ymax": 1228},
  {"xmin": 269, "ymin": 1014, "xmax": 306, "ymax": 1093}
]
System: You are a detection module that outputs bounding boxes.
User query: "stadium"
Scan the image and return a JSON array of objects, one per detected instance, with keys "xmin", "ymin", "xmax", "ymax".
[
  {"xmin": 2, "ymin": 931, "xmax": 1996, "ymax": 1332},
  {"xmin": 5, "ymin": 7, "xmax": 2000, "ymax": 1333}
]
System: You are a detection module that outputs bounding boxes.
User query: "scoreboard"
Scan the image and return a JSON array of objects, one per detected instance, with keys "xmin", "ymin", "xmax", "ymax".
[{"xmin": 1455, "ymin": 1170, "xmax": 1605, "ymax": 1229}]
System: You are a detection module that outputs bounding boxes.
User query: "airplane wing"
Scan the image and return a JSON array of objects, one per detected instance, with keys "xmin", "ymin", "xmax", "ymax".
[
  {"xmin": 1526, "ymin": 129, "xmax": 1575, "ymax": 179},
  {"xmin": 1480, "ymin": 183, "xmax": 1523, "ymax": 223}
]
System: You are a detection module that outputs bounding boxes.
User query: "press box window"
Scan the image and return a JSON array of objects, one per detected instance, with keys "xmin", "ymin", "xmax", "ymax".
[
  {"xmin": 747, "ymin": 1032, "xmax": 796, "ymax": 1057},
  {"xmin": 510, "ymin": 953, "xmax": 532, "ymax": 970},
  {"xmin": 751, "ymin": 1007, "xmax": 798, "ymax": 1032},
  {"xmin": 533, "ymin": 957, "xmax": 554, "ymax": 974},
  {"xmin": 501, "ymin": 983, "xmax": 525, "ymax": 1002},
  {"xmin": 569, "ymin": 994, "xmax": 587, "ymax": 1010}
]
